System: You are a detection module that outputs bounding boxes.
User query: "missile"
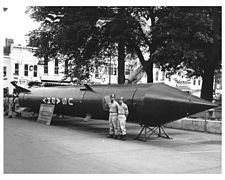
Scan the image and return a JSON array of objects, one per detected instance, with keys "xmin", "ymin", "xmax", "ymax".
[{"xmin": 12, "ymin": 82, "xmax": 217, "ymax": 127}]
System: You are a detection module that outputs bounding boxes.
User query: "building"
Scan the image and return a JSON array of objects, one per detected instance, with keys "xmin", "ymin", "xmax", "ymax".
[
  {"xmin": 3, "ymin": 42, "xmax": 66, "ymax": 94},
  {"xmin": 90, "ymin": 58, "xmax": 209, "ymax": 97},
  {"xmin": 3, "ymin": 40, "xmax": 221, "ymax": 99},
  {"xmin": 89, "ymin": 56, "xmax": 137, "ymax": 84}
]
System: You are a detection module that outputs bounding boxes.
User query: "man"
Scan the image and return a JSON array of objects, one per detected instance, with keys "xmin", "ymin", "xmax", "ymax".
[
  {"xmin": 14, "ymin": 94, "xmax": 21, "ymax": 117},
  {"xmin": 107, "ymin": 94, "xmax": 119, "ymax": 139},
  {"xmin": 4, "ymin": 94, "xmax": 9, "ymax": 116},
  {"xmin": 117, "ymin": 97, "xmax": 129, "ymax": 141},
  {"xmin": 8, "ymin": 94, "xmax": 14, "ymax": 118}
]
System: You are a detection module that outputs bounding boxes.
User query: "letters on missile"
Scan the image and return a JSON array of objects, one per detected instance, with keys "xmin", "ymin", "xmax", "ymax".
[{"xmin": 42, "ymin": 97, "xmax": 74, "ymax": 106}]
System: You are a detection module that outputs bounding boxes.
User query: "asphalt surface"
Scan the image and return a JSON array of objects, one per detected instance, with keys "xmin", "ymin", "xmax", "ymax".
[{"xmin": 4, "ymin": 115, "xmax": 222, "ymax": 174}]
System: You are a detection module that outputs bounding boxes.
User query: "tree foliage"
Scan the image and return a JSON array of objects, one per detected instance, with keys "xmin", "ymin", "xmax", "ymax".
[
  {"xmin": 151, "ymin": 7, "xmax": 221, "ymax": 101},
  {"xmin": 27, "ymin": 6, "xmax": 221, "ymax": 100},
  {"xmin": 27, "ymin": 6, "xmax": 156, "ymax": 84},
  {"xmin": 27, "ymin": 7, "xmax": 106, "ymax": 83}
]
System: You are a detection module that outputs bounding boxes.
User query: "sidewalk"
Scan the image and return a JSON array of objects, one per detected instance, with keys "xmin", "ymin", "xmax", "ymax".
[{"xmin": 4, "ymin": 115, "xmax": 221, "ymax": 174}]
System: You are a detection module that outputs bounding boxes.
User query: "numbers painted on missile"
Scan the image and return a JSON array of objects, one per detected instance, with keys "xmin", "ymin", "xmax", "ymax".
[{"xmin": 42, "ymin": 97, "xmax": 74, "ymax": 106}]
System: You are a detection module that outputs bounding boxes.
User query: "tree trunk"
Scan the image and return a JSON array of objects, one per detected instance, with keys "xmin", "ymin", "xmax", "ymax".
[
  {"xmin": 118, "ymin": 40, "xmax": 125, "ymax": 84},
  {"xmin": 132, "ymin": 42, "xmax": 154, "ymax": 83},
  {"xmin": 65, "ymin": 59, "xmax": 69, "ymax": 75},
  {"xmin": 145, "ymin": 61, "xmax": 153, "ymax": 83},
  {"xmin": 201, "ymin": 66, "xmax": 214, "ymax": 101},
  {"xmin": 201, "ymin": 9, "xmax": 218, "ymax": 102}
]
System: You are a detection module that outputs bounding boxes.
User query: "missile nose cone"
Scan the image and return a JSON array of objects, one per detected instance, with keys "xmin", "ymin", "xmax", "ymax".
[
  {"xmin": 188, "ymin": 96, "xmax": 218, "ymax": 115},
  {"xmin": 141, "ymin": 83, "xmax": 218, "ymax": 126}
]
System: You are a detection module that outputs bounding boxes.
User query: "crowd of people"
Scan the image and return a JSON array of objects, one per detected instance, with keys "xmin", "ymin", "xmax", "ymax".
[{"xmin": 4, "ymin": 92, "xmax": 20, "ymax": 118}]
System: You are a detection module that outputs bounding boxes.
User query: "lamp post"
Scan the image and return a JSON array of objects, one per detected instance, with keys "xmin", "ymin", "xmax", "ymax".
[{"xmin": 109, "ymin": 51, "xmax": 111, "ymax": 84}]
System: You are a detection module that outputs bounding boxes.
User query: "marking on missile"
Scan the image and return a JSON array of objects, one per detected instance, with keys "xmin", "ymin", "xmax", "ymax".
[
  {"xmin": 56, "ymin": 98, "xmax": 60, "ymax": 104},
  {"xmin": 62, "ymin": 98, "xmax": 67, "ymax": 105},
  {"xmin": 46, "ymin": 97, "xmax": 51, "ymax": 104},
  {"xmin": 68, "ymin": 98, "xmax": 74, "ymax": 105},
  {"xmin": 52, "ymin": 97, "xmax": 55, "ymax": 104},
  {"xmin": 42, "ymin": 97, "xmax": 74, "ymax": 106},
  {"xmin": 42, "ymin": 98, "xmax": 47, "ymax": 103}
]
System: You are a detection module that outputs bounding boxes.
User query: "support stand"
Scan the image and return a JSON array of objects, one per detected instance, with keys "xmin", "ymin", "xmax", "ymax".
[
  {"xmin": 31, "ymin": 112, "xmax": 36, "ymax": 120},
  {"xmin": 135, "ymin": 125, "xmax": 172, "ymax": 142}
]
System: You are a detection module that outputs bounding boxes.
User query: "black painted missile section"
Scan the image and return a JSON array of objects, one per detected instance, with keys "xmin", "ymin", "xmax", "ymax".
[{"xmin": 11, "ymin": 82, "xmax": 217, "ymax": 141}]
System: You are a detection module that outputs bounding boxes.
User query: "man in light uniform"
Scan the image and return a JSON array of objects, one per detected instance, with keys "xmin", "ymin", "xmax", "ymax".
[
  {"xmin": 4, "ymin": 94, "xmax": 9, "ymax": 116},
  {"xmin": 8, "ymin": 94, "xmax": 14, "ymax": 118},
  {"xmin": 14, "ymin": 94, "xmax": 21, "ymax": 117},
  {"xmin": 107, "ymin": 94, "xmax": 119, "ymax": 139},
  {"xmin": 117, "ymin": 97, "xmax": 129, "ymax": 141}
]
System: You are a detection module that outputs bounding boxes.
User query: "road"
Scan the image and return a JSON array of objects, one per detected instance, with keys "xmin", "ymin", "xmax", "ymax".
[{"xmin": 4, "ymin": 115, "xmax": 221, "ymax": 174}]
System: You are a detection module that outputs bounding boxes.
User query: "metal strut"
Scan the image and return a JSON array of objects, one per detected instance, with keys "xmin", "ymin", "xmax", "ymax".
[{"xmin": 135, "ymin": 125, "xmax": 172, "ymax": 142}]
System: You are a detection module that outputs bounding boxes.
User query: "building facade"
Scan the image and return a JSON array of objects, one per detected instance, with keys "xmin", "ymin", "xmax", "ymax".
[
  {"xmin": 90, "ymin": 58, "xmax": 221, "ymax": 98},
  {"xmin": 3, "ymin": 44, "xmax": 66, "ymax": 94},
  {"xmin": 3, "ymin": 42, "xmax": 221, "ymax": 99}
]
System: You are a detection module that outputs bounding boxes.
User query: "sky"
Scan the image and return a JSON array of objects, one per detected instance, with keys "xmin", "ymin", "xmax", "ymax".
[
  {"xmin": 2, "ymin": 5, "xmax": 40, "ymax": 45},
  {"xmin": 1, "ymin": 0, "xmax": 223, "ymax": 46}
]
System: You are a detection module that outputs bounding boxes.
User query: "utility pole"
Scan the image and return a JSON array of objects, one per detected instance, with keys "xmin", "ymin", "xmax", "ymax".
[{"xmin": 109, "ymin": 53, "xmax": 111, "ymax": 84}]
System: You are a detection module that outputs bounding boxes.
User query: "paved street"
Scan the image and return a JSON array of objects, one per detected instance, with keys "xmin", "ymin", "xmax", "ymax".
[{"xmin": 4, "ymin": 115, "xmax": 221, "ymax": 174}]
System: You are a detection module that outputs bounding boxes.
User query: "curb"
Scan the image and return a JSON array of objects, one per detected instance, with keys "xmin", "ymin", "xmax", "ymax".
[{"xmin": 164, "ymin": 118, "xmax": 221, "ymax": 134}]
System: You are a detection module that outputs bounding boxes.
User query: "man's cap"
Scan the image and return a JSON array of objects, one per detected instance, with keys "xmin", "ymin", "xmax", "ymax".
[
  {"xmin": 118, "ymin": 97, "xmax": 124, "ymax": 100},
  {"xmin": 110, "ymin": 94, "xmax": 116, "ymax": 98}
]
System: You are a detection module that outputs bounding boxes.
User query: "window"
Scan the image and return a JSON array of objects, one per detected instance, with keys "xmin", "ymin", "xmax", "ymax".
[
  {"xmin": 166, "ymin": 72, "xmax": 171, "ymax": 82},
  {"xmin": 113, "ymin": 67, "xmax": 117, "ymax": 75},
  {"xmin": 108, "ymin": 64, "xmax": 117, "ymax": 76},
  {"xmin": 33, "ymin": 65, "xmax": 37, "ymax": 77},
  {"xmin": 125, "ymin": 65, "xmax": 130, "ymax": 75},
  {"xmin": 54, "ymin": 59, "xmax": 59, "ymax": 74},
  {"xmin": 44, "ymin": 60, "xmax": 48, "ymax": 74},
  {"xmin": 155, "ymin": 71, "xmax": 159, "ymax": 81},
  {"xmin": 193, "ymin": 79, "xmax": 196, "ymax": 85},
  {"xmin": 24, "ymin": 64, "xmax": 28, "ymax": 76},
  {"xmin": 3, "ymin": 66, "xmax": 7, "ymax": 77},
  {"xmin": 95, "ymin": 66, "xmax": 99, "ymax": 78},
  {"xmin": 198, "ymin": 79, "xmax": 201, "ymax": 86},
  {"xmin": 14, "ymin": 63, "xmax": 19, "ymax": 75},
  {"xmin": 161, "ymin": 72, "xmax": 165, "ymax": 81},
  {"xmin": 109, "ymin": 66, "xmax": 114, "ymax": 75},
  {"xmin": 125, "ymin": 69, "xmax": 130, "ymax": 75},
  {"xmin": 104, "ymin": 67, "xmax": 108, "ymax": 75}
]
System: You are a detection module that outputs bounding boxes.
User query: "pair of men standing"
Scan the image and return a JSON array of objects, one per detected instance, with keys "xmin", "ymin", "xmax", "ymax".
[{"xmin": 108, "ymin": 94, "xmax": 129, "ymax": 141}]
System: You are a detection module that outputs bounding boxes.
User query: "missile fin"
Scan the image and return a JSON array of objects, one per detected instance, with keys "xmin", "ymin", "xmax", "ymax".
[
  {"xmin": 10, "ymin": 81, "xmax": 30, "ymax": 93},
  {"xmin": 80, "ymin": 84, "xmax": 95, "ymax": 92}
]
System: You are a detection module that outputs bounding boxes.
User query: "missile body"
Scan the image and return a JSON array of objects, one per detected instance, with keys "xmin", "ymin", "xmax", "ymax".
[{"xmin": 17, "ymin": 83, "xmax": 216, "ymax": 126}]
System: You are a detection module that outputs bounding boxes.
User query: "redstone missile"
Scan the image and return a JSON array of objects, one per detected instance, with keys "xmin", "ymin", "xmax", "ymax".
[{"xmin": 12, "ymin": 82, "xmax": 217, "ymax": 126}]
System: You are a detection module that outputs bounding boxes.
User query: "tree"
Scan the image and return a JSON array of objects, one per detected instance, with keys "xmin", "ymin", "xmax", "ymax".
[
  {"xmin": 94, "ymin": 7, "xmax": 136, "ymax": 84},
  {"xmin": 27, "ymin": 6, "xmax": 158, "ymax": 84},
  {"xmin": 151, "ymin": 7, "xmax": 221, "ymax": 101},
  {"xmin": 27, "ymin": 6, "xmax": 105, "ymax": 83},
  {"xmin": 124, "ymin": 7, "xmax": 160, "ymax": 83}
]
